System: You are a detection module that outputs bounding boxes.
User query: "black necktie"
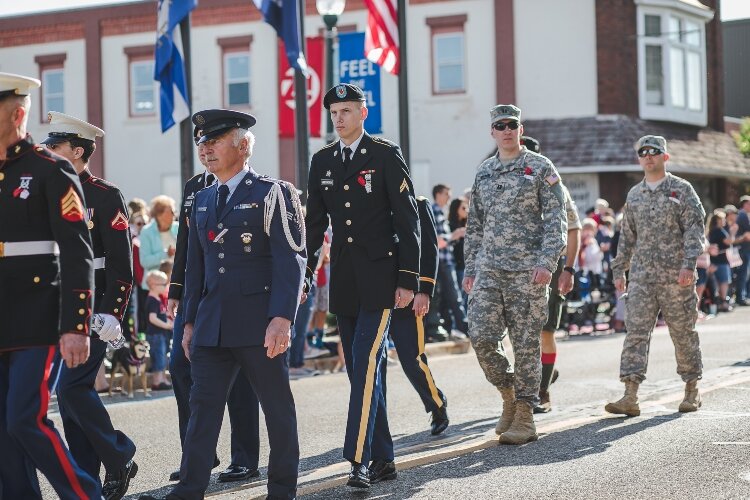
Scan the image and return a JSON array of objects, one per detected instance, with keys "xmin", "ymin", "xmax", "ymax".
[
  {"xmin": 217, "ymin": 184, "xmax": 229, "ymax": 214},
  {"xmin": 343, "ymin": 146, "xmax": 352, "ymax": 170},
  {"xmin": 205, "ymin": 173, "xmax": 215, "ymax": 187}
]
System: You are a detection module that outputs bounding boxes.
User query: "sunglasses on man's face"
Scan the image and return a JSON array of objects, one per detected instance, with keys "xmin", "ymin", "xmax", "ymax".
[
  {"xmin": 493, "ymin": 121, "xmax": 520, "ymax": 131},
  {"xmin": 638, "ymin": 148, "xmax": 663, "ymax": 158}
]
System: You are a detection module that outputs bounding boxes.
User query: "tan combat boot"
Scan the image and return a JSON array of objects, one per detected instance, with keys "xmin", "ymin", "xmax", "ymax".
[
  {"xmin": 604, "ymin": 381, "xmax": 641, "ymax": 416},
  {"xmin": 495, "ymin": 387, "xmax": 516, "ymax": 435},
  {"xmin": 678, "ymin": 379, "xmax": 701, "ymax": 412},
  {"xmin": 498, "ymin": 401, "xmax": 538, "ymax": 444}
]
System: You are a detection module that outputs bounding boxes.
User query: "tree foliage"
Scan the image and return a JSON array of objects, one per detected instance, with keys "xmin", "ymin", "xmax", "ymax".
[{"xmin": 732, "ymin": 117, "xmax": 750, "ymax": 157}]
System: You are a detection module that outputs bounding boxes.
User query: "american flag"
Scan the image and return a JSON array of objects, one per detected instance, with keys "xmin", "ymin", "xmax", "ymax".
[{"xmin": 364, "ymin": 0, "xmax": 399, "ymax": 75}]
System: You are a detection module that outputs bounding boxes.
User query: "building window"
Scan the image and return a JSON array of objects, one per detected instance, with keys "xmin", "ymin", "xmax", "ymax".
[
  {"xmin": 636, "ymin": 3, "xmax": 713, "ymax": 126},
  {"xmin": 426, "ymin": 15, "xmax": 467, "ymax": 95},
  {"xmin": 35, "ymin": 53, "xmax": 67, "ymax": 122},
  {"xmin": 218, "ymin": 35, "xmax": 254, "ymax": 108},
  {"xmin": 125, "ymin": 46, "xmax": 157, "ymax": 117}
]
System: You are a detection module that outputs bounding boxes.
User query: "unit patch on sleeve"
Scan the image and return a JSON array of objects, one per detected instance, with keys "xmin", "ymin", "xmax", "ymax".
[{"xmin": 60, "ymin": 186, "xmax": 84, "ymax": 222}]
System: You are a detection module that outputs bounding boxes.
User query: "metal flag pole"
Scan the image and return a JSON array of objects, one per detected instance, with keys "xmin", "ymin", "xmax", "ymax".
[
  {"xmin": 179, "ymin": 15, "xmax": 194, "ymax": 191},
  {"xmin": 294, "ymin": 0, "xmax": 311, "ymax": 203},
  {"xmin": 397, "ymin": 0, "xmax": 410, "ymax": 166}
]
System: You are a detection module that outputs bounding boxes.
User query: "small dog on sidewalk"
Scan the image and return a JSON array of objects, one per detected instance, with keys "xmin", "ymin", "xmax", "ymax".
[{"xmin": 108, "ymin": 339, "xmax": 151, "ymax": 399}]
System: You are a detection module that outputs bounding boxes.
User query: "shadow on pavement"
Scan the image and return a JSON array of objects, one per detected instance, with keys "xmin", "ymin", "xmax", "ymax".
[{"xmin": 302, "ymin": 412, "xmax": 683, "ymax": 499}]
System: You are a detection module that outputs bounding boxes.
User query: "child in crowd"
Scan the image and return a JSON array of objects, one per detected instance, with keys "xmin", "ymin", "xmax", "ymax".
[{"xmin": 146, "ymin": 270, "xmax": 173, "ymax": 390}]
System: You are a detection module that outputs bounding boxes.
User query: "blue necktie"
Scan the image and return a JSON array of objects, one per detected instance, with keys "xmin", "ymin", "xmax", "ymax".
[{"xmin": 217, "ymin": 184, "xmax": 229, "ymax": 214}]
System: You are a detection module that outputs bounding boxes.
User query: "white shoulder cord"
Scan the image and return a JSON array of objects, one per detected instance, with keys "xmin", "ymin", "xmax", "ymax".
[{"xmin": 263, "ymin": 181, "xmax": 306, "ymax": 252}]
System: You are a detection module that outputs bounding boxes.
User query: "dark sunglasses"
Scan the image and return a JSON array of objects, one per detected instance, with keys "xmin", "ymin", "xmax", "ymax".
[
  {"xmin": 637, "ymin": 148, "xmax": 663, "ymax": 158},
  {"xmin": 493, "ymin": 121, "xmax": 520, "ymax": 131}
]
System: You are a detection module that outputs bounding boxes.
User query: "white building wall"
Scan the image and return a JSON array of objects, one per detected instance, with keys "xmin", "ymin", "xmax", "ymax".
[
  {"xmin": 407, "ymin": 0, "xmax": 498, "ymax": 197},
  {"xmin": 0, "ymin": 39, "xmax": 88, "ymax": 140},
  {"xmin": 514, "ymin": 0, "xmax": 598, "ymax": 120}
]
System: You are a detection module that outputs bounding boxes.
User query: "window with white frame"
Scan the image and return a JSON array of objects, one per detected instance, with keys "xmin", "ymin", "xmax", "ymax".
[
  {"xmin": 130, "ymin": 60, "xmax": 156, "ymax": 116},
  {"xmin": 432, "ymin": 31, "xmax": 465, "ymax": 94},
  {"xmin": 637, "ymin": 3, "xmax": 713, "ymax": 126},
  {"xmin": 224, "ymin": 52, "xmax": 251, "ymax": 107},
  {"xmin": 42, "ymin": 68, "xmax": 65, "ymax": 114}
]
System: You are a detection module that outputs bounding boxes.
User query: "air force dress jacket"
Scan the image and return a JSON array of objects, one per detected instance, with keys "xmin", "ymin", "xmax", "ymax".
[
  {"xmin": 305, "ymin": 133, "xmax": 420, "ymax": 316},
  {"xmin": 0, "ymin": 135, "xmax": 94, "ymax": 350},
  {"xmin": 183, "ymin": 169, "xmax": 305, "ymax": 347}
]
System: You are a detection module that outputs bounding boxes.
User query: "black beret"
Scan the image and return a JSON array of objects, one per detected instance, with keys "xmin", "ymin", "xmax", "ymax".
[
  {"xmin": 521, "ymin": 136, "xmax": 540, "ymax": 154},
  {"xmin": 191, "ymin": 109, "xmax": 256, "ymax": 144},
  {"xmin": 323, "ymin": 83, "xmax": 366, "ymax": 110}
]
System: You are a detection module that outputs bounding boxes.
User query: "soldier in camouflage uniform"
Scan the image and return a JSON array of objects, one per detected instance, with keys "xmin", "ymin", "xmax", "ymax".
[
  {"xmin": 463, "ymin": 105, "xmax": 566, "ymax": 444},
  {"xmin": 607, "ymin": 135, "xmax": 706, "ymax": 416}
]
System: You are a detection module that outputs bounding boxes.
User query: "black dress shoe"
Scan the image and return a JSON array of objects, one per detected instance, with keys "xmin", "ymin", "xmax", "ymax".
[
  {"xmin": 347, "ymin": 463, "xmax": 370, "ymax": 488},
  {"xmin": 102, "ymin": 460, "xmax": 138, "ymax": 500},
  {"xmin": 368, "ymin": 460, "xmax": 397, "ymax": 483},
  {"xmin": 169, "ymin": 456, "xmax": 220, "ymax": 481},
  {"xmin": 430, "ymin": 396, "xmax": 450, "ymax": 436},
  {"xmin": 218, "ymin": 464, "xmax": 260, "ymax": 483}
]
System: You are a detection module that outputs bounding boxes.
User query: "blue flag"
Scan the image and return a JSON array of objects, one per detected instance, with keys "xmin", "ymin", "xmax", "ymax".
[
  {"xmin": 155, "ymin": 0, "xmax": 197, "ymax": 132},
  {"xmin": 253, "ymin": 0, "xmax": 307, "ymax": 73}
]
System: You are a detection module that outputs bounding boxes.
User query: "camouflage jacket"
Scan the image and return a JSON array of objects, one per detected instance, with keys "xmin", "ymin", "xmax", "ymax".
[
  {"xmin": 465, "ymin": 149, "xmax": 567, "ymax": 275},
  {"xmin": 611, "ymin": 172, "xmax": 706, "ymax": 283}
]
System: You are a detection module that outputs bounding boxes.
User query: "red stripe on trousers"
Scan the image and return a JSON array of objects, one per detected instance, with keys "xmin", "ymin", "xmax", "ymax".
[{"xmin": 36, "ymin": 346, "xmax": 88, "ymax": 500}]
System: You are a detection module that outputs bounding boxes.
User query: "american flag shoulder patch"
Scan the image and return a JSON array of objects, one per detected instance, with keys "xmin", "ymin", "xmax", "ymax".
[{"xmin": 545, "ymin": 173, "xmax": 560, "ymax": 186}]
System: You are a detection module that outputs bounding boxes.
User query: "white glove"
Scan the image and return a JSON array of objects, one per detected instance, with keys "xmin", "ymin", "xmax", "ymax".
[{"xmin": 93, "ymin": 314, "xmax": 122, "ymax": 343}]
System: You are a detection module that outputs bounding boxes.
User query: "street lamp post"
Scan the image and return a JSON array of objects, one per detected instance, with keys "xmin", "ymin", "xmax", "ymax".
[{"xmin": 316, "ymin": 0, "xmax": 346, "ymax": 143}]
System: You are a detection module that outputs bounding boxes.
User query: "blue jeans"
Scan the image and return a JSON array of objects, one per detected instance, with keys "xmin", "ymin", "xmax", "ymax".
[
  {"xmin": 735, "ymin": 251, "xmax": 750, "ymax": 301},
  {"xmin": 146, "ymin": 333, "xmax": 169, "ymax": 371},
  {"xmin": 714, "ymin": 263, "xmax": 732, "ymax": 285},
  {"xmin": 291, "ymin": 285, "xmax": 315, "ymax": 368}
]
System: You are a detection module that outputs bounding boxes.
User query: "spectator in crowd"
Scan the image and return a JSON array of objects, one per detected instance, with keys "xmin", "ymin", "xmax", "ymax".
[
  {"xmin": 707, "ymin": 210, "xmax": 734, "ymax": 312},
  {"xmin": 448, "ymin": 196, "xmax": 469, "ymax": 307},
  {"xmin": 431, "ymin": 184, "xmax": 468, "ymax": 337},
  {"xmin": 128, "ymin": 210, "xmax": 149, "ymax": 336},
  {"xmin": 128, "ymin": 197, "xmax": 147, "ymax": 217},
  {"xmin": 735, "ymin": 195, "xmax": 750, "ymax": 305},
  {"xmin": 591, "ymin": 198, "xmax": 609, "ymax": 224},
  {"xmin": 597, "ymin": 216, "xmax": 615, "ymax": 267},
  {"xmin": 579, "ymin": 218, "xmax": 603, "ymax": 278},
  {"xmin": 138, "ymin": 196, "xmax": 178, "ymax": 334},
  {"xmin": 145, "ymin": 270, "xmax": 173, "ymax": 390}
]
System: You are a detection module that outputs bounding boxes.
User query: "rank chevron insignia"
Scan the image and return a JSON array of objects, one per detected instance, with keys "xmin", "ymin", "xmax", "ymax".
[
  {"xmin": 60, "ymin": 186, "xmax": 84, "ymax": 222},
  {"xmin": 399, "ymin": 178, "xmax": 409, "ymax": 193},
  {"xmin": 110, "ymin": 210, "xmax": 129, "ymax": 231}
]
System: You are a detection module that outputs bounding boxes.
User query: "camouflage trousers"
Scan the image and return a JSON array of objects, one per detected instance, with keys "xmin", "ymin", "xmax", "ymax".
[
  {"xmin": 467, "ymin": 269, "xmax": 549, "ymax": 405},
  {"xmin": 621, "ymin": 280, "xmax": 702, "ymax": 383}
]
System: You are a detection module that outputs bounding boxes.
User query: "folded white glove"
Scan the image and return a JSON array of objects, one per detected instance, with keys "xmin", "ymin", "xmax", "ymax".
[{"xmin": 93, "ymin": 314, "xmax": 122, "ymax": 343}]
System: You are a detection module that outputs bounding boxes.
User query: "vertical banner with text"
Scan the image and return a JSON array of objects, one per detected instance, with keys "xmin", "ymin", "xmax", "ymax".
[
  {"xmin": 339, "ymin": 32, "xmax": 382, "ymax": 134},
  {"xmin": 279, "ymin": 36, "xmax": 323, "ymax": 137}
]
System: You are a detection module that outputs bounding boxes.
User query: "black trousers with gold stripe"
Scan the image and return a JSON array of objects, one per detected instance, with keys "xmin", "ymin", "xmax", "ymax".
[
  {"xmin": 337, "ymin": 309, "xmax": 394, "ymax": 465},
  {"xmin": 390, "ymin": 308, "xmax": 446, "ymax": 413}
]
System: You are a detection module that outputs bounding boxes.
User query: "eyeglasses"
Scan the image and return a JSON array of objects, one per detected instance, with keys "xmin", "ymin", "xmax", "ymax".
[
  {"xmin": 493, "ymin": 121, "xmax": 520, "ymax": 131},
  {"xmin": 637, "ymin": 148, "xmax": 663, "ymax": 158}
]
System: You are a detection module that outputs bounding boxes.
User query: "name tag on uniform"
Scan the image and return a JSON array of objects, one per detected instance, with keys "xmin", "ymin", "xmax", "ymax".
[
  {"xmin": 321, "ymin": 179, "xmax": 334, "ymax": 187},
  {"xmin": 197, "ymin": 206, "xmax": 208, "ymax": 212},
  {"xmin": 523, "ymin": 175, "xmax": 534, "ymax": 180},
  {"xmin": 669, "ymin": 197, "xmax": 681, "ymax": 204},
  {"xmin": 184, "ymin": 200, "xmax": 193, "ymax": 207},
  {"xmin": 235, "ymin": 203, "xmax": 259, "ymax": 210}
]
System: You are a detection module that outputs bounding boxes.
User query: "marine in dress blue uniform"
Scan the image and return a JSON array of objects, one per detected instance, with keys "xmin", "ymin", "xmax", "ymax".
[
  {"xmin": 305, "ymin": 84, "xmax": 421, "ymax": 487},
  {"xmin": 0, "ymin": 72, "xmax": 101, "ymax": 500},
  {"xmin": 158, "ymin": 110, "xmax": 304, "ymax": 500},
  {"xmin": 388, "ymin": 197, "xmax": 449, "ymax": 436},
  {"xmin": 42, "ymin": 111, "xmax": 138, "ymax": 500},
  {"xmin": 165, "ymin": 125, "xmax": 260, "ymax": 484}
]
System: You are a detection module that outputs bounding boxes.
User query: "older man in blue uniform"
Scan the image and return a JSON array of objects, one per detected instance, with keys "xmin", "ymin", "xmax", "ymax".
[
  {"xmin": 306, "ymin": 84, "xmax": 421, "ymax": 488},
  {"xmin": 142, "ymin": 110, "xmax": 305, "ymax": 500},
  {"xmin": 0, "ymin": 72, "xmax": 100, "ymax": 499},
  {"xmin": 164, "ymin": 125, "xmax": 261, "ymax": 485}
]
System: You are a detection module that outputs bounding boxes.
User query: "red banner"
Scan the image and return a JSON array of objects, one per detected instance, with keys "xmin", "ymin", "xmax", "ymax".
[{"xmin": 279, "ymin": 37, "xmax": 323, "ymax": 138}]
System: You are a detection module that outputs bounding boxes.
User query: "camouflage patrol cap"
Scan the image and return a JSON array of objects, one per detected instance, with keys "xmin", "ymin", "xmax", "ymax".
[
  {"xmin": 636, "ymin": 135, "xmax": 667, "ymax": 153},
  {"xmin": 491, "ymin": 104, "xmax": 521, "ymax": 124}
]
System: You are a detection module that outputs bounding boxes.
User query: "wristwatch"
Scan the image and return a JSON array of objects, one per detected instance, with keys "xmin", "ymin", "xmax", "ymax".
[{"xmin": 563, "ymin": 266, "xmax": 575, "ymax": 274}]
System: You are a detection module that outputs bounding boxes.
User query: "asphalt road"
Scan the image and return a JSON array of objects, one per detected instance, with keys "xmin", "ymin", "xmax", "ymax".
[{"xmin": 36, "ymin": 306, "xmax": 750, "ymax": 499}]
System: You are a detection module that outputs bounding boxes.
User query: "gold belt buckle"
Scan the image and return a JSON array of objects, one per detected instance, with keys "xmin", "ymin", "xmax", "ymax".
[{"xmin": 0, "ymin": 242, "xmax": 4, "ymax": 258}]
